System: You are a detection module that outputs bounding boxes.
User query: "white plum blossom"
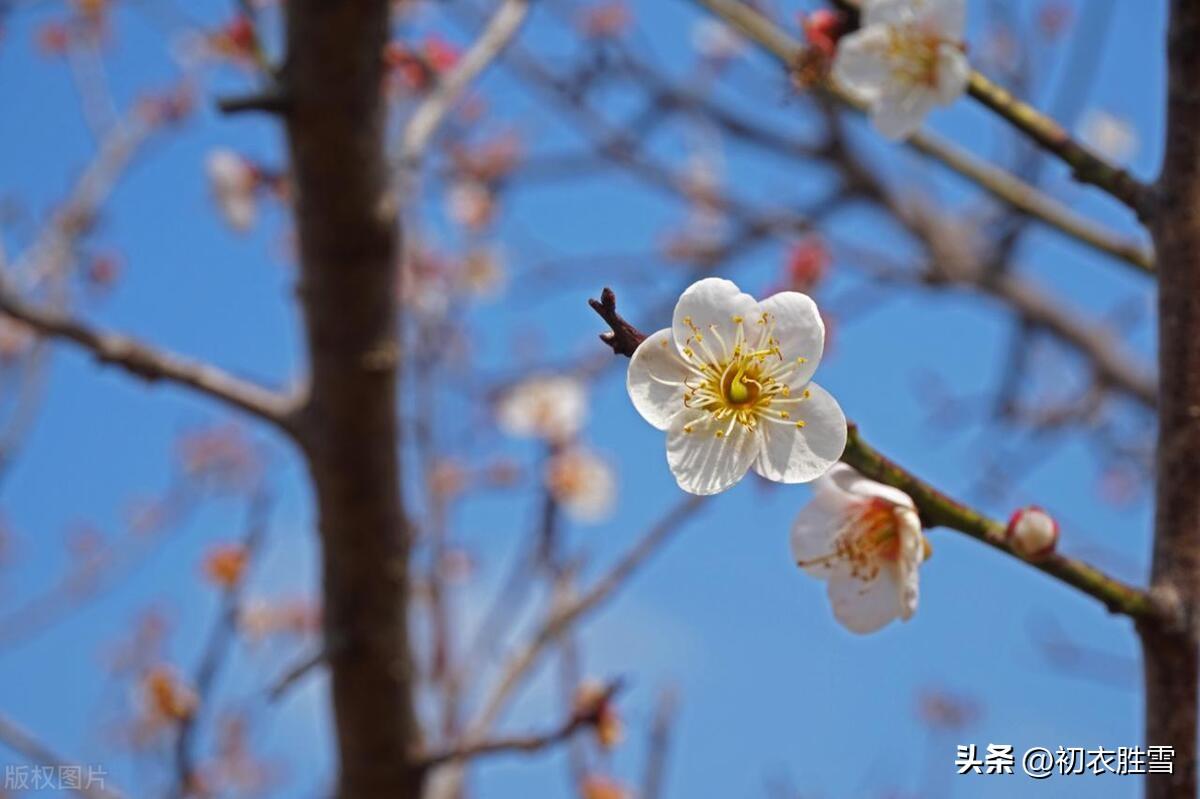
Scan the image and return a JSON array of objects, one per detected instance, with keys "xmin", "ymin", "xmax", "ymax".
[
  {"xmin": 832, "ymin": 0, "xmax": 970, "ymax": 140},
  {"xmin": 1080, "ymin": 109, "xmax": 1138, "ymax": 163},
  {"xmin": 497, "ymin": 375, "xmax": 587, "ymax": 443},
  {"xmin": 626, "ymin": 278, "xmax": 846, "ymax": 496},
  {"xmin": 546, "ymin": 447, "xmax": 616, "ymax": 523},
  {"xmin": 206, "ymin": 149, "xmax": 258, "ymax": 232},
  {"xmin": 791, "ymin": 464, "xmax": 928, "ymax": 634}
]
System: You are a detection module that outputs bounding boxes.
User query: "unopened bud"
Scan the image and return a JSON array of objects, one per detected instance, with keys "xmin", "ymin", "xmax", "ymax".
[{"xmin": 1006, "ymin": 506, "xmax": 1059, "ymax": 560}]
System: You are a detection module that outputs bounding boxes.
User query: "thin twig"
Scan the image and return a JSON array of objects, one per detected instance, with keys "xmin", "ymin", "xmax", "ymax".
[{"xmin": 416, "ymin": 680, "xmax": 624, "ymax": 769}]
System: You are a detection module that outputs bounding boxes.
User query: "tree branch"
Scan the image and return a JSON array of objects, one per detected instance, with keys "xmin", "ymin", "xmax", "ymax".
[{"xmin": 0, "ymin": 285, "xmax": 300, "ymax": 432}]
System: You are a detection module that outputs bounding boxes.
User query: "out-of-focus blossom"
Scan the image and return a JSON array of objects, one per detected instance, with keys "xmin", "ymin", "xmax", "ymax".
[
  {"xmin": 36, "ymin": 23, "xmax": 70, "ymax": 57},
  {"xmin": 833, "ymin": 0, "xmax": 970, "ymax": 140},
  {"xmin": 445, "ymin": 179, "xmax": 496, "ymax": 232},
  {"xmin": 580, "ymin": 775, "xmax": 630, "ymax": 799},
  {"xmin": 791, "ymin": 464, "xmax": 928, "ymax": 634},
  {"xmin": 1005, "ymin": 505, "xmax": 1058, "ymax": 560},
  {"xmin": 203, "ymin": 543, "xmax": 250, "ymax": 589},
  {"xmin": 917, "ymin": 688, "xmax": 981, "ymax": 731},
  {"xmin": 448, "ymin": 133, "xmax": 523, "ymax": 184},
  {"xmin": 573, "ymin": 681, "xmax": 623, "ymax": 749},
  {"xmin": 239, "ymin": 597, "xmax": 322, "ymax": 642},
  {"xmin": 137, "ymin": 83, "xmax": 195, "ymax": 126},
  {"xmin": 85, "ymin": 252, "xmax": 122, "ymax": 293},
  {"xmin": 386, "ymin": 35, "xmax": 460, "ymax": 92},
  {"xmin": 578, "ymin": 1, "xmax": 631, "ymax": 39},
  {"xmin": 399, "ymin": 247, "xmax": 452, "ymax": 317},
  {"xmin": 456, "ymin": 247, "xmax": 506, "ymax": 299},
  {"xmin": 1036, "ymin": 0, "xmax": 1073, "ymax": 39},
  {"xmin": 782, "ymin": 237, "xmax": 829, "ymax": 293},
  {"xmin": 206, "ymin": 14, "xmax": 258, "ymax": 64},
  {"xmin": 207, "ymin": 149, "xmax": 259, "ymax": 233},
  {"xmin": 691, "ymin": 18, "xmax": 746, "ymax": 65},
  {"xmin": 177, "ymin": 425, "xmax": 259, "ymax": 490},
  {"xmin": 139, "ymin": 665, "xmax": 198, "ymax": 725},
  {"xmin": 429, "ymin": 459, "xmax": 468, "ymax": 502},
  {"xmin": 627, "ymin": 278, "xmax": 845, "ymax": 495},
  {"xmin": 546, "ymin": 448, "xmax": 616, "ymax": 523},
  {"xmin": 1080, "ymin": 110, "xmax": 1138, "ymax": 163},
  {"xmin": 497, "ymin": 375, "xmax": 588, "ymax": 443},
  {"xmin": 0, "ymin": 319, "xmax": 33, "ymax": 364}
]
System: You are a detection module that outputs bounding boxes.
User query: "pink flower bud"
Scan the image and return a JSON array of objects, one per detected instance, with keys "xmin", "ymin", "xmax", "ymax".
[{"xmin": 1006, "ymin": 506, "xmax": 1059, "ymax": 560}]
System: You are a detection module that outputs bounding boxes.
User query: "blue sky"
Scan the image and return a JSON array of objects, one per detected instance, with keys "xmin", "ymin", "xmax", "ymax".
[{"xmin": 0, "ymin": 0, "xmax": 1164, "ymax": 797}]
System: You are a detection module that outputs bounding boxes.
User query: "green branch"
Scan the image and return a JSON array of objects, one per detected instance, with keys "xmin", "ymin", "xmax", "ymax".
[{"xmin": 842, "ymin": 425, "xmax": 1156, "ymax": 620}]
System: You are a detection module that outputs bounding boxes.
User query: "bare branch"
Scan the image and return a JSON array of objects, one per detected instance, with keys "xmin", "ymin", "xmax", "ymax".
[
  {"xmin": 0, "ymin": 285, "xmax": 301, "ymax": 433},
  {"xmin": 399, "ymin": 0, "xmax": 531, "ymax": 172}
]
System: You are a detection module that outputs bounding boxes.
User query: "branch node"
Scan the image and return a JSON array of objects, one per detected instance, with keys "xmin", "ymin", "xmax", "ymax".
[{"xmin": 588, "ymin": 287, "xmax": 646, "ymax": 357}]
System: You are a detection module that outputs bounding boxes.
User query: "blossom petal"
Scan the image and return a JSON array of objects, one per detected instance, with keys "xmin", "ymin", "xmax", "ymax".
[
  {"xmin": 666, "ymin": 410, "xmax": 758, "ymax": 495},
  {"xmin": 862, "ymin": 0, "xmax": 915, "ymax": 27},
  {"xmin": 828, "ymin": 566, "xmax": 906, "ymax": 634},
  {"xmin": 756, "ymin": 290, "xmax": 825, "ymax": 386},
  {"xmin": 671, "ymin": 277, "xmax": 758, "ymax": 364},
  {"xmin": 919, "ymin": 0, "xmax": 967, "ymax": 39},
  {"xmin": 627, "ymin": 328, "xmax": 690, "ymax": 431},
  {"xmin": 791, "ymin": 500, "xmax": 845, "ymax": 579},
  {"xmin": 819, "ymin": 462, "xmax": 916, "ymax": 510},
  {"xmin": 895, "ymin": 506, "xmax": 924, "ymax": 618},
  {"xmin": 871, "ymin": 85, "xmax": 937, "ymax": 140},
  {"xmin": 934, "ymin": 44, "xmax": 970, "ymax": 105},
  {"xmin": 831, "ymin": 26, "xmax": 892, "ymax": 103},
  {"xmin": 753, "ymin": 382, "xmax": 847, "ymax": 484}
]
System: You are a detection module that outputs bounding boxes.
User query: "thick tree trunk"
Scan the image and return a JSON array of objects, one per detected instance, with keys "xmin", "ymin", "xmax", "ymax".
[
  {"xmin": 283, "ymin": 1, "xmax": 424, "ymax": 797},
  {"xmin": 1143, "ymin": 2, "xmax": 1200, "ymax": 797}
]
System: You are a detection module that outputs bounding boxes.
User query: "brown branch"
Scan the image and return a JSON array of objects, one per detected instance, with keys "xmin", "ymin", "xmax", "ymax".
[
  {"xmin": 1141, "ymin": 1, "xmax": 1200, "ymax": 795},
  {"xmin": 588, "ymin": 289, "xmax": 1157, "ymax": 620},
  {"xmin": 0, "ymin": 285, "xmax": 300, "ymax": 432},
  {"xmin": 417, "ymin": 680, "xmax": 624, "ymax": 769}
]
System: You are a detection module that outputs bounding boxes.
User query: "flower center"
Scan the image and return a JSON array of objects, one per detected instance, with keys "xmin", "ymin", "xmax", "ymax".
[
  {"xmin": 721, "ymin": 365, "xmax": 761, "ymax": 407},
  {"xmin": 888, "ymin": 27, "xmax": 946, "ymax": 89},
  {"xmin": 797, "ymin": 499, "xmax": 904, "ymax": 580},
  {"xmin": 677, "ymin": 312, "xmax": 813, "ymax": 437}
]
